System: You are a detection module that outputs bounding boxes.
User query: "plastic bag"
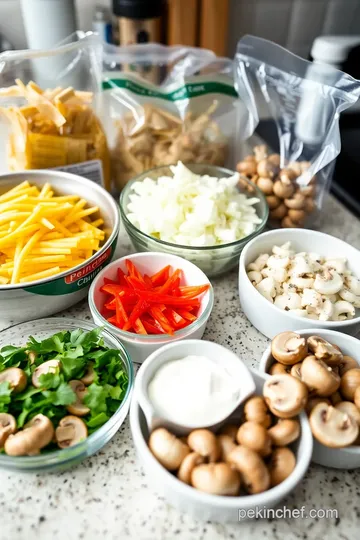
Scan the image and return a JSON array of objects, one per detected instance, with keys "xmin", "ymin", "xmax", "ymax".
[
  {"xmin": 234, "ymin": 35, "xmax": 360, "ymax": 227},
  {"xmin": 0, "ymin": 32, "xmax": 111, "ymax": 190},
  {"xmin": 101, "ymin": 43, "xmax": 254, "ymax": 191}
]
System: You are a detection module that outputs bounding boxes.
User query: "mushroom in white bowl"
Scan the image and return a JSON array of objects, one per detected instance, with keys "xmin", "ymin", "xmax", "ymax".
[{"xmin": 259, "ymin": 328, "xmax": 360, "ymax": 469}]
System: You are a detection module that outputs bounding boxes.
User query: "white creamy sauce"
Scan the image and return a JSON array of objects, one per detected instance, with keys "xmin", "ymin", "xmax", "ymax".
[{"xmin": 147, "ymin": 355, "xmax": 241, "ymax": 426}]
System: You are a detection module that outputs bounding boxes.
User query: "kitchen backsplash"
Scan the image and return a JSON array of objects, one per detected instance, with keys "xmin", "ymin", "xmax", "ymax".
[{"xmin": 1, "ymin": 0, "xmax": 360, "ymax": 58}]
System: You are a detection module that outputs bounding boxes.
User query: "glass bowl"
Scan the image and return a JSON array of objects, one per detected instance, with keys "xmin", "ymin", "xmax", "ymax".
[
  {"xmin": 0, "ymin": 317, "xmax": 134, "ymax": 473},
  {"xmin": 119, "ymin": 164, "xmax": 269, "ymax": 277}
]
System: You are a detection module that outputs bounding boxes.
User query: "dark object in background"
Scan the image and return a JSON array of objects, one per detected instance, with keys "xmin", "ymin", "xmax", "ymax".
[
  {"xmin": 93, "ymin": 5, "xmax": 113, "ymax": 44},
  {"xmin": 112, "ymin": 0, "xmax": 165, "ymax": 46}
]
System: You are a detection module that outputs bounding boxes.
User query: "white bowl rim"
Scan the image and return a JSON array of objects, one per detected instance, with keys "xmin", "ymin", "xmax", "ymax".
[
  {"xmin": 239, "ymin": 228, "xmax": 360, "ymax": 328},
  {"xmin": 89, "ymin": 251, "xmax": 214, "ymax": 343},
  {"xmin": 258, "ymin": 327, "xmax": 360, "ymax": 456},
  {"xmin": 130, "ymin": 368, "xmax": 313, "ymax": 508}
]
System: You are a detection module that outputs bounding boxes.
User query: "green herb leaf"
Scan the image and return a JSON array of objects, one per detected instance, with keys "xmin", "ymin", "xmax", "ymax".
[
  {"xmin": 0, "ymin": 381, "xmax": 12, "ymax": 412},
  {"xmin": 27, "ymin": 332, "xmax": 65, "ymax": 354},
  {"xmin": 38, "ymin": 371, "xmax": 61, "ymax": 390},
  {"xmin": 86, "ymin": 412, "xmax": 109, "ymax": 428},
  {"xmin": 60, "ymin": 354, "xmax": 87, "ymax": 380},
  {"xmin": 49, "ymin": 383, "xmax": 76, "ymax": 407},
  {"xmin": 83, "ymin": 383, "xmax": 108, "ymax": 413}
]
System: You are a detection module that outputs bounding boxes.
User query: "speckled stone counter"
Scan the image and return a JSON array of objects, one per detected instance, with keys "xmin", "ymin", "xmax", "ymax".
[{"xmin": 0, "ymin": 195, "xmax": 359, "ymax": 540}]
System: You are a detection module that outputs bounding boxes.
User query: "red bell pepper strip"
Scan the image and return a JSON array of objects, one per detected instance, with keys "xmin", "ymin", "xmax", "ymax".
[
  {"xmin": 142, "ymin": 319, "xmax": 163, "ymax": 334},
  {"xmin": 133, "ymin": 317, "xmax": 147, "ymax": 334},
  {"xmin": 176, "ymin": 308, "xmax": 197, "ymax": 321},
  {"xmin": 103, "ymin": 277, "xmax": 118, "ymax": 285},
  {"xmin": 117, "ymin": 267, "xmax": 128, "ymax": 286},
  {"xmin": 104, "ymin": 298, "xmax": 116, "ymax": 310},
  {"xmin": 164, "ymin": 308, "xmax": 187, "ymax": 329},
  {"xmin": 115, "ymin": 296, "xmax": 128, "ymax": 325},
  {"xmin": 125, "ymin": 259, "xmax": 143, "ymax": 280},
  {"xmin": 122, "ymin": 299, "xmax": 149, "ymax": 331},
  {"xmin": 130, "ymin": 288, "xmax": 200, "ymax": 307},
  {"xmin": 149, "ymin": 306, "xmax": 174, "ymax": 335},
  {"xmin": 150, "ymin": 265, "xmax": 170, "ymax": 286},
  {"xmin": 143, "ymin": 274, "xmax": 153, "ymax": 288},
  {"xmin": 157, "ymin": 269, "xmax": 182, "ymax": 294},
  {"xmin": 178, "ymin": 285, "xmax": 210, "ymax": 298}
]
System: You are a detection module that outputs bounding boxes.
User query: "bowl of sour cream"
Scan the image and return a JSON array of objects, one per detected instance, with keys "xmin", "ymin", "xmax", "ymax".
[{"xmin": 134, "ymin": 339, "xmax": 256, "ymax": 435}]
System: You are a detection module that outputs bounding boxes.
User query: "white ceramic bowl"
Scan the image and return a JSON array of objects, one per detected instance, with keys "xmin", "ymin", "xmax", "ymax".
[
  {"xmin": 130, "ymin": 368, "xmax": 313, "ymax": 522},
  {"xmin": 239, "ymin": 229, "xmax": 360, "ymax": 339},
  {"xmin": 134, "ymin": 339, "xmax": 256, "ymax": 435},
  {"xmin": 89, "ymin": 252, "xmax": 213, "ymax": 364},
  {"xmin": 259, "ymin": 328, "xmax": 360, "ymax": 469}
]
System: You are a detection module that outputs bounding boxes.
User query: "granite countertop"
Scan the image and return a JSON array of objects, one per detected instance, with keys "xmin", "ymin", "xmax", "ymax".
[{"xmin": 0, "ymin": 195, "xmax": 359, "ymax": 540}]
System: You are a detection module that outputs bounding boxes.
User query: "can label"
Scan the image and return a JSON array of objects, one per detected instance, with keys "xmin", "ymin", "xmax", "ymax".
[{"xmin": 23, "ymin": 238, "xmax": 117, "ymax": 296}]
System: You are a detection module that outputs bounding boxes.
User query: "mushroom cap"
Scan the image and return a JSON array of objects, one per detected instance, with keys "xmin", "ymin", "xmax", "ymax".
[
  {"xmin": 0, "ymin": 413, "xmax": 17, "ymax": 448},
  {"xmin": 236, "ymin": 421, "xmax": 272, "ymax": 456},
  {"xmin": 354, "ymin": 387, "xmax": 360, "ymax": 411},
  {"xmin": 177, "ymin": 452, "xmax": 205, "ymax": 484},
  {"xmin": 273, "ymin": 180, "xmax": 295, "ymax": 200},
  {"xmin": 243, "ymin": 396, "xmax": 272, "ymax": 428},
  {"xmin": 268, "ymin": 418, "xmax": 300, "ymax": 446},
  {"xmin": 237, "ymin": 159, "xmax": 257, "ymax": 177},
  {"xmin": 263, "ymin": 374, "xmax": 308, "ymax": 418},
  {"xmin": 4, "ymin": 414, "xmax": 54, "ymax": 456},
  {"xmin": 305, "ymin": 397, "xmax": 331, "ymax": 415},
  {"xmin": 227, "ymin": 445, "xmax": 270, "ymax": 494},
  {"xmin": 32, "ymin": 359, "xmax": 61, "ymax": 388},
  {"xmin": 269, "ymin": 447, "xmax": 296, "ymax": 487},
  {"xmin": 307, "ymin": 336, "xmax": 343, "ymax": 366},
  {"xmin": 149, "ymin": 428, "xmax": 190, "ymax": 471},
  {"xmin": 329, "ymin": 391, "xmax": 342, "ymax": 406},
  {"xmin": 271, "ymin": 332, "xmax": 308, "ymax": 366},
  {"xmin": 301, "ymin": 355, "xmax": 340, "ymax": 397},
  {"xmin": 66, "ymin": 380, "xmax": 90, "ymax": 417},
  {"xmin": 257, "ymin": 176, "xmax": 274, "ymax": 194},
  {"xmin": 257, "ymin": 158, "xmax": 278, "ymax": 179},
  {"xmin": 80, "ymin": 364, "xmax": 95, "ymax": 386},
  {"xmin": 339, "ymin": 356, "xmax": 359, "ymax": 377},
  {"xmin": 0, "ymin": 367, "xmax": 27, "ymax": 393},
  {"xmin": 335, "ymin": 402, "xmax": 360, "ymax": 426},
  {"xmin": 187, "ymin": 429, "xmax": 220, "ymax": 462},
  {"xmin": 310, "ymin": 403, "xmax": 359, "ymax": 448},
  {"xmin": 218, "ymin": 424, "xmax": 238, "ymax": 441},
  {"xmin": 290, "ymin": 362, "xmax": 303, "ymax": 380},
  {"xmin": 284, "ymin": 192, "xmax": 306, "ymax": 209},
  {"xmin": 191, "ymin": 463, "xmax": 241, "ymax": 496},
  {"xmin": 217, "ymin": 434, "xmax": 237, "ymax": 462},
  {"xmin": 55, "ymin": 415, "xmax": 88, "ymax": 448},
  {"xmin": 340, "ymin": 369, "xmax": 360, "ymax": 401}
]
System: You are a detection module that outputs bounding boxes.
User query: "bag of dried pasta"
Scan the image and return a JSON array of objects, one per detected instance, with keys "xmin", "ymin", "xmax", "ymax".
[
  {"xmin": 101, "ymin": 43, "xmax": 254, "ymax": 191},
  {"xmin": 0, "ymin": 32, "xmax": 111, "ymax": 191}
]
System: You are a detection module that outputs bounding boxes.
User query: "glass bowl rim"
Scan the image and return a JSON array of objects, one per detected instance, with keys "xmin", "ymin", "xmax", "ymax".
[
  {"xmin": 119, "ymin": 163, "xmax": 269, "ymax": 252},
  {"xmin": 88, "ymin": 256, "xmax": 215, "ymax": 343},
  {"xmin": 0, "ymin": 317, "xmax": 134, "ymax": 469}
]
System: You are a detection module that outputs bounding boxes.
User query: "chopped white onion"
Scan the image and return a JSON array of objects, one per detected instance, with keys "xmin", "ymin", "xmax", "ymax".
[{"xmin": 126, "ymin": 162, "xmax": 262, "ymax": 247}]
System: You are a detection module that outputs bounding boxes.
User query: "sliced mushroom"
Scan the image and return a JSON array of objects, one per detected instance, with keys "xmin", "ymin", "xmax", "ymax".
[
  {"xmin": 80, "ymin": 363, "xmax": 95, "ymax": 386},
  {"xmin": 191, "ymin": 463, "xmax": 241, "ymax": 495},
  {"xmin": 149, "ymin": 428, "xmax": 190, "ymax": 470},
  {"xmin": 314, "ymin": 270, "xmax": 343, "ymax": 296},
  {"xmin": 305, "ymin": 397, "xmax": 331, "ymax": 415},
  {"xmin": 177, "ymin": 452, "xmax": 205, "ymax": 484},
  {"xmin": 271, "ymin": 332, "xmax": 308, "ymax": 366},
  {"xmin": 309, "ymin": 403, "xmax": 359, "ymax": 448},
  {"xmin": 339, "ymin": 356, "xmax": 359, "ymax": 377},
  {"xmin": 187, "ymin": 429, "xmax": 220, "ymax": 462},
  {"xmin": 335, "ymin": 402, "xmax": 360, "ymax": 426},
  {"xmin": 290, "ymin": 362, "xmax": 303, "ymax": 380},
  {"xmin": 269, "ymin": 447, "xmax": 296, "ymax": 487},
  {"xmin": 307, "ymin": 336, "xmax": 343, "ymax": 366},
  {"xmin": 243, "ymin": 396, "xmax": 271, "ymax": 428},
  {"xmin": 270, "ymin": 362, "xmax": 289, "ymax": 376},
  {"xmin": 340, "ymin": 369, "xmax": 360, "ymax": 401},
  {"xmin": 218, "ymin": 424, "xmax": 238, "ymax": 441},
  {"xmin": 217, "ymin": 434, "xmax": 237, "ymax": 462},
  {"xmin": 263, "ymin": 374, "xmax": 308, "ymax": 418},
  {"xmin": 228, "ymin": 446, "xmax": 270, "ymax": 494},
  {"xmin": 0, "ymin": 413, "xmax": 17, "ymax": 448},
  {"xmin": 301, "ymin": 355, "xmax": 340, "ymax": 397},
  {"xmin": 268, "ymin": 419, "xmax": 300, "ymax": 446},
  {"xmin": 66, "ymin": 380, "xmax": 90, "ymax": 416},
  {"xmin": 4, "ymin": 414, "xmax": 54, "ymax": 456},
  {"xmin": 0, "ymin": 367, "xmax": 27, "ymax": 393},
  {"xmin": 32, "ymin": 359, "xmax": 61, "ymax": 388},
  {"xmin": 55, "ymin": 416, "xmax": 88, "ymax": 448}
]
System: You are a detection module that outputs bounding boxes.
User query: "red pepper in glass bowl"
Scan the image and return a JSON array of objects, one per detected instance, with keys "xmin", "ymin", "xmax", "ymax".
[{"xmin": 88, "ymin": 253, "xmax": 214, "ymax": 363}]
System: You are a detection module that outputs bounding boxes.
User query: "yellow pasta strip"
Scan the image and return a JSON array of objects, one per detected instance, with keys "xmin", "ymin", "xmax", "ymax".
[
  {"xmin": 50, "ymin": 219, "xmax": 73, "ymax": 237},
  {"xmin": 0, "ymin": 181, "xmax": 30, "ymax": 201},
  {"xmin": 39, "ymin": 183, "xmax": 51, "ymax": 198},
  {"xmin": 30, "ymin": 247, "xmax": 72, "ymax": 255},
  {"xmin": 41, "ymin": 218, "xmax": 55, "ymax": 230},
  {"xmin": 0, "ymin": 224, "xmax": 40, "ymax": 248},
  {"xmin": 11, "ymin": 229, "xmax": 46, "ymax": 284},
  {"xmin": 90, "ymin": 218, "xmax": 104, "ymax": 228},
  {"xmin": 0, "ymin": 186, "xmax": 39, "ymax": 203},
  {"xmin": 0, "ymin": 212, "xmax": 31, "ymax": 225},
  {"xmin": 19, "ymin": 266, "xmax": 61, "ymax": 283},
  {"xmin": 0, "ymin": 276, "xmax": 9, "ymax": 284}
]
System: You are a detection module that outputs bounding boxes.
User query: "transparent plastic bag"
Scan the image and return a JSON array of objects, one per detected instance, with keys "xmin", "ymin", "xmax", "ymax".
[
  {"xmin": 0, "ymin": 32, "xmax": 111, "ymax": 190},
  {"xmin": 101, "ymin": 43, "xmax": 254, "ymax": 191},
  {"xmin": 235, "ymin": 35, "xmax": 360, "ymax": 227}
]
